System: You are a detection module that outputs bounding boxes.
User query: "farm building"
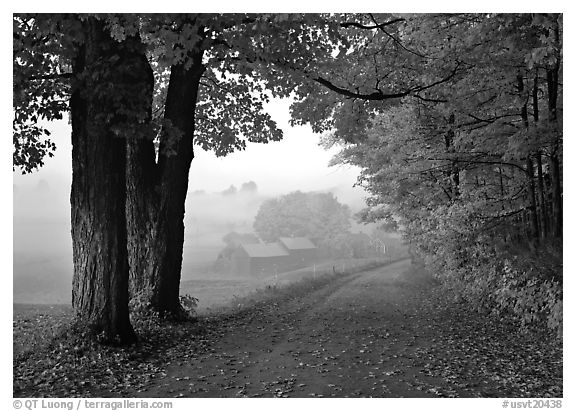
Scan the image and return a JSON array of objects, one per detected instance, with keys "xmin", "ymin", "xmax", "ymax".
[
  {"xmin": 278, "ymin": 237, "xmax": 318, "ymax": 268},
  {"xmin": 230, "ymin": 242, "xmax": 292, "ymax": 277},
  {"xmin": 229, "ymin": 237, "xmax": 319, "ymax": 277}
]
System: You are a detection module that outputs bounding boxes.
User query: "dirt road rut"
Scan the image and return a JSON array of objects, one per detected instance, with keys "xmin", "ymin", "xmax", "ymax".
[{"xmin": 135, "ymin": 260, "xmax": 450, "ymax": 397}]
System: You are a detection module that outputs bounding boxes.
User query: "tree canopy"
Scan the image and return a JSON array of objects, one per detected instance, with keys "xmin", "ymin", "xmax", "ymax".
[
  {"xmin": 253, "ymin": 191, "xmax": 351, "ymax": 249},
  {"xmin": 13, "ymin": 13, "xmax": 350, "ymax": 342},
  {"xmin": 307, "ymin": 13, "xmax": 563, "ymax": 335}
]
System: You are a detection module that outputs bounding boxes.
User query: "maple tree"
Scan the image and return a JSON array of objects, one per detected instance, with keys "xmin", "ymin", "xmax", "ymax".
[{"xmin": 13, "ymin": 13, "xmax": 347, "ymax": 343}]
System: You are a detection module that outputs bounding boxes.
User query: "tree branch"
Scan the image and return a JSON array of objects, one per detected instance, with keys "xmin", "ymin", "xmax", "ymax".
[
  {"xmin": 313, "ymin": 76, "xmax": 412, "ymax": 100},
  {"xmin": 367, "ymin": 14, "xmax": 429, "ymax": 60},
  {"xmin": 340, "ymin": 17, "xmax": 405, "ymax": 30},
  {"xmin": 312, "ymin": 60, "xmax": 462, "ymax": 101}
]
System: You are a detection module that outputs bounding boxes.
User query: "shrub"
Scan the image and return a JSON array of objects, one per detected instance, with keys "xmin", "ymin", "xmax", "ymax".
[
  {"xmin": 179, "ymin": 294, "xmax": 199, "ymax": 318},
  {"xmin": 427, "ymin": 240, "xmax": 562, "ymax": 338}
]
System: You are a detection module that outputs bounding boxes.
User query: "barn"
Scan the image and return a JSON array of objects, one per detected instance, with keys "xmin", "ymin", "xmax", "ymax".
[
  {"xmin": 278, "ymin": 237, "xmax": 318, "ymax": 268},
  {"xmin": 230, "ymin": 242, "xmax": 292, "ymax": 277}
]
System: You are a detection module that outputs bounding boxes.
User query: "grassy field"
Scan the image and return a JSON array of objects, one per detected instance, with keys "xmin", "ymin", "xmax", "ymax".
[
  {"xmin": 180, "ymin": 257, "xmax": 393, "ymax": 313},
  {"xmin": 179, "ymin": 277, "xmax": 259, "ymax": 314}
]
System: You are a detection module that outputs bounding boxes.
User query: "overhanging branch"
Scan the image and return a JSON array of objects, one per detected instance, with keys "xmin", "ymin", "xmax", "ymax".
[
  {"xmin": 312, "ymin": 60, "xmax": 462, "ymax": 101},
  {"xmin": 340, "ymin": 18, "xmax": 405, "ymax": 30}
]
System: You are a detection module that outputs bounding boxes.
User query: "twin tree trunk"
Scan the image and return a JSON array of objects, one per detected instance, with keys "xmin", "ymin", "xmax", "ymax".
[{"xmin": 71, "ymin": 18, "xmax": 204, "ymax": 343}]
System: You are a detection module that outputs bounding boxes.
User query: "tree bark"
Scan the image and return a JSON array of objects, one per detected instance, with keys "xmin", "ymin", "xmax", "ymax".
[
  {"xmin": 70, "ymin": 18, "xmax": 141, "ymax": 344},
  {"xmin": 547, "ymin": 63, "xmax": 562, "ymax": 238},
  {"xmin": 531, "ymin": 74, "xmax": 549, "ymax": 239},
  {"xmin": 549, "ymin": 150, "xmax": 562, "ymax": 238},
  {"xmin": 125, "ymin": 57, "xmax": 157, "ymax": 297},
  {"xmin": 126, "ymin": 136, "xmax": 158, "ymax": 295},
  {"xmin": 535, "ymin": 152, "xmax": 548, "ymax": 238},
  {"xmin": 518, "ymin": 73, "xmax": 539, "ymax": 242},
  {"xmin": 444, "ymin": 113, "xmax": 459, "ymax": 200},
  {"xmin": 127, "ymin": 48, "xmax": 206, "ymax": 316},
  {"xmin": 525, "ymin": 156, "xmax": 540, "ymax": 242}
]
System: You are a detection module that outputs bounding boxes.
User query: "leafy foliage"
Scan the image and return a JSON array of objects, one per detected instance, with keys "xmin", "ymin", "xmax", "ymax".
[
  {"xmin": 13, "ymin": 15, "xmax": 75, "ymax": 172},
  {"xmin": 13, "ymin": 13, "xmax": 347, "ymax": 172},
  {"xmin": 253, "ymin": 191, "xmax": 351, "ymax": 251},
  {"xmin": 179, "ymin": 294, "xmax": 200, "ymax": 318},
  {"xmin": 434, "ymin": 242, "xmax": 563, "ymax": 336},
  {"xmin": 295, "ymin": 14, "xmax": 563, "ymax": 336}
]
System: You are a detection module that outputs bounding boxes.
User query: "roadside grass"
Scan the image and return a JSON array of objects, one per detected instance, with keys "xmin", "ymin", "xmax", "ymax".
[
  {"xmin": 207, "ymin": 257, "xmax": 393, "ymax": 316},
  {"xmin": 13, "ymin": 257, "xmax": 392, "ymax": 397},
  {"xmin": 179, "ymin": 277, "xmax": 259, "ymax": 314},
  {"xmin": 182, "ymin": 257, "xmax": 394, "ymax": 315}
]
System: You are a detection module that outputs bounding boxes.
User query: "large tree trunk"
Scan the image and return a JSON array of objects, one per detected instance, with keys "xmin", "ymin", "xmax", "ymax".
[
  {"xmin": 545, "ymin": 17, "xmax": 562, "ymax": 239},
  {"xmin": 125, "ymin": 57, "xmax": 157, "ymax": 297},
  {"xmin": 444, "ymin": 113, "xmax": 459, "ymax": 200},
  {"xmin": 70, "ymin": 18, "xmax": 143, "ymax": 344},
  {"xmin": 547, "ymin": 63, "xmax": 562, "ymax": 239},
  {"xmin": 525, "ymin": 155, "xmax": 540, "ymax": 242},
  {"xmin": 518, "ymin": 73, "xmax": 540, "ymax": 243},
  {"xmin": 535, "ymin": 151, "xmax": 548, "ymax": 238},
  {"xmin": 127, "ymin": 48, "xmax": 205, "ymax": 317},
  {"xmin": 532, "ymin": 74, "xmax": 549, "ymax": 239},
  {"xmin": 126, "ymin": 135, "xmax": 158, "ymax": 295}
]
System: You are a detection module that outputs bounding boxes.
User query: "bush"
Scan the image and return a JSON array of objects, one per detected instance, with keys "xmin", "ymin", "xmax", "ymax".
[
  {"xmin": 429, "ymin": 241, "xmax": 562, "ymax": 338},
  {"xmin": 179, "ymin": 294, "xmax": 199, "ymax": 318}
]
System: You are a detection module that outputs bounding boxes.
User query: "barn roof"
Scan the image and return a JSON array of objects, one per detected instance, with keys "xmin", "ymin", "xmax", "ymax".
[
  {"xmin": 240, "ymin": 242, "xmax": 290, "ymax": 258},
  {"xmin": 278, "ymin": 237, "xmax": 317, "ymax": 250}
]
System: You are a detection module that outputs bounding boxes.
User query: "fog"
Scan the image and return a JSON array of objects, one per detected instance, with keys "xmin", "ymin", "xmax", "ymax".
[
  {"xmin": 14, "ymin": 175, "xmax": 369, "ymax": 304},
  {"xmin": 13, "ymin": 102, "xmax": 370, "ymax": 305},
  {"xmin": 14, "ymin": 179, "xmax": 72, "ymax": 304}
]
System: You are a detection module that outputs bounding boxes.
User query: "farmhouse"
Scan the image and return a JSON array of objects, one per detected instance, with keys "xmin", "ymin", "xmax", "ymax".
[
  {"xmin": 229, "ymin": 237, "xmax": 318, "ymax": 277},
  {"xmin": 230, "ymin": 242, "xmax": 291, "ymax": 277},
  {"xmin": 278, "ymin": 237, "xmax": 318, "ymax": 267}
]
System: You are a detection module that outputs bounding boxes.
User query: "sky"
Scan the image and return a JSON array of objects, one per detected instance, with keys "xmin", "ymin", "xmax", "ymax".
[{"xmin": 192, "ymin": 101, "xmax": 360, "ymax": 196}]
